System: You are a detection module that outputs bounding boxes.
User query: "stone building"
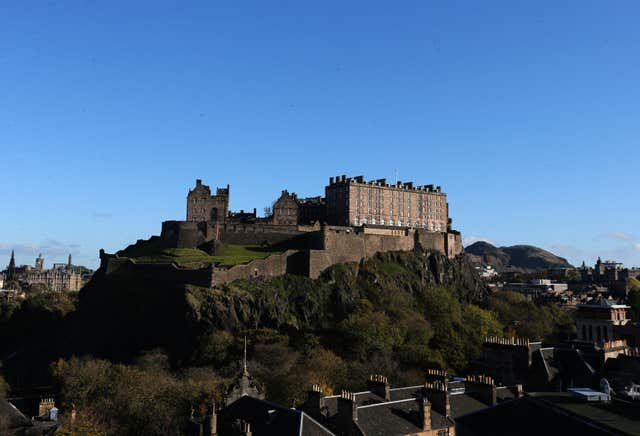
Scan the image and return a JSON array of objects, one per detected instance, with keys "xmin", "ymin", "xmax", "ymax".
[
  {"xmin": 325, "ymin": 175, "xmax": 449, "ymax": 231},
  {"xmin": 187, "ymin": 179, "xmax": 230, "ymax": 223},
  {"xmin": 3, "ymin": 253, "xmax": 85, "ymax": 292},
  {"xmin": 298, "ymin": 196, "xmax": 326, "ymax": 224},
  {"xmin": 575, "ymin": 296, "xmax": 630, "ymax": 344},
  {"xmin": 271, "ymin": 191, "xmax": 326, "ymax": 226},
  {"xmin": 271, "ymin": 190, "xmax": 300, "ymax": 226}
]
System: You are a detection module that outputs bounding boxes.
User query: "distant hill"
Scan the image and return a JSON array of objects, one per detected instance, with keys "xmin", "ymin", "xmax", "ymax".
[{"xmin": 465, "ymin": 241, "xmax": 573, "ymax": 271}]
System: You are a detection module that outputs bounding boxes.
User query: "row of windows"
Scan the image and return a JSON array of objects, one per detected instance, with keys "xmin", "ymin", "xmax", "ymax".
[
  {"xmin": 581, "ymin": 324, "xmax": 609, "ymax": 342},
  {"xmin": 352, "ymin": 218, "xmax": 443, "ymax": 231}
]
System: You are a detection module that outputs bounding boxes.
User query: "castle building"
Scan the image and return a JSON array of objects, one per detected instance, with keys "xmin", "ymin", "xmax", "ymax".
[
  {"xmin": 187, "ymin": 179, "xmax": 229, "ymax": 223},
  {"xmin": 271, "ymin": 190, "xmax": 300, "ymax": 226},
  {"xmin": 131, "ymin": 175, "xmax": 464, "ymax": 286},
  {"xmin": 271, "ymin": 191, "xmax": 326, "ymax": 226},
  {"xmin": 325, "ymin": 175, "xmax": 449, "ymax": 231}
]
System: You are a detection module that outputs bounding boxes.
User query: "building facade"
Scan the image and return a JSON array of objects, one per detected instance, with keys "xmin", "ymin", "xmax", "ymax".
[
  {"xmin": 325, "ymin": 175, "xmax": 449, "ymax": 231},
  {"xmin": 3, "ymin": 254, "xmax": 85, "ymax": 292},
  {"xmin": 187, "ymin": 179, "xmax": 230, "ymax": 223},
  {"xmin": 575, "ymin": 297, "xmax": 630, "ymax": 343}
]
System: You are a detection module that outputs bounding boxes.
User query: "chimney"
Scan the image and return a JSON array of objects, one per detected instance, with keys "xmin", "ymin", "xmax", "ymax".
[
  {"xmin": 465, "ymin": 374, "xmax": 497, "ymax": 406},
  {"xmin": 306, "ymin": 384, "xmax": 326, "ymax": 419},
  {"xmin": 196, "ymin": 179, "xmax": 202, "ymax": 186},
  {"xmin": 208, "ymin": 400, "xmax": 217, "ymax": 436},
  {"xmin": 341, "ymin": 174, "xmax": 346, "ymax": 181},
  {"xmin": 330, "ymin": 176, "xmax": 334, "ymax": 184},
  {"xmin": 241, "ymin": 421, "xmax": 252, "ymax": 436},
  {"xmin": 516, "ymin": 384, "xmax": 524, "ymax": 398},
  {"xmin": 426, "ymin": 368, "xmax": 449, "ymax": 383},
  {"xmin": 38, "ymin": 398, "xmax": 55, "ymax": 417},
  {"xmin": 367, "ymin": 374, "xmax": 390, "ymax": 401},
  {"xmin": 423, "ymin": 381, "xmax": 450, "ymax": 417},
  {"xmin": 420, "ymin": 396, "xmax": 432, "ymax": 431},
  {"xmin": 337, "ymin": 391, "xmax": 358, "ymax": 430}
]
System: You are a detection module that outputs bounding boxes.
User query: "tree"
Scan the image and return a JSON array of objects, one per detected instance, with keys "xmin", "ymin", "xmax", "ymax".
[
  {"xmin": 0, "ymin": 375, "xmax": 9, "ymax": 398},
  {"xmin": 627, "ymin": 286, "xmax": 640, "ymax": 321}
]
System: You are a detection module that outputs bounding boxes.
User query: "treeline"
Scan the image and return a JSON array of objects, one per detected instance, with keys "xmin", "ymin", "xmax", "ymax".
[{"xmin": 0, "ymin": 251, "xmax": 577, "ymax": 435}]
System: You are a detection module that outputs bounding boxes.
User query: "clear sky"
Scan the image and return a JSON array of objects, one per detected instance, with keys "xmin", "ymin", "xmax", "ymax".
[{"xmin": 1, "ymin": 1, "xmax": 639, "ymax": 269}]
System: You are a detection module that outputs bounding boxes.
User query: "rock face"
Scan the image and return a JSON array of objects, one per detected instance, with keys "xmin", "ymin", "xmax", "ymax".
[
  {"xmin": 465, "ymin": 241, "xmax": 573, "ymax": 271},
  {"xmin": 73, "ymin": 248, "xmax": 488, "ymax": 362}
]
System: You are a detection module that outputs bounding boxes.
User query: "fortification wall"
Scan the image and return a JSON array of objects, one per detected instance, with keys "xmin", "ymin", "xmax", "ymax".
[
  {"xmin": 143, "ymin": 222, "xmax": 462, "ymax": 285},
  {"xmin": 218, "ymin": 224, "xmax": 322, "ymax": 249},
  {"xmin": 161, "ymin": 220, "xmax": 320, "ymax": 249},
  {"xmin": 446, "ymin": 232, "xmax": 463, "ymax": 258},
  {"xmin": 211, "ymin": 249, "xmax": 305, "ymax": 286},
  {"xmin": 161, "ymin": 221, "xmax": 208, "ymax": 248},
  {"xmin": 104, "ymin": 257, "xmax": 213, "ymax": 287},
  {"xmin": 415, "ymin": 230, "xmax": 446, "ymax": 253}
]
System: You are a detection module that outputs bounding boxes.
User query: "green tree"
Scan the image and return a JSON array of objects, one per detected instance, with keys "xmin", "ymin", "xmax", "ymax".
[
  {"xmin": 627, "ymin": 285, "xmax": 640, "ymax": 321},
  {"xmin": 0, "ymin": 375, "xmax": 9, "ymax": 397}
]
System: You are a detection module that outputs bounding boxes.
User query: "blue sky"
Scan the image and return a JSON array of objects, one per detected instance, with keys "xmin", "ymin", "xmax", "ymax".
[{"xmin": 1, "ymin": 1, "xmax": 639, "ymax": 269}]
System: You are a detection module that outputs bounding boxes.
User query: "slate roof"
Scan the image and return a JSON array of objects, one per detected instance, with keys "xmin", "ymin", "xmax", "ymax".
[
  {"xmin": 0, "ymin": 398, "xmax": 31, "ymax": 430},
  {"xmin": 322, "ymin": 391, "xmax": 385, "ymax": 416},
  {"xmin": 356, "ymin": 398, "xmax": 452, "ymax": 436},
  {"xmin": 222, "ymin": 395, "xmax": 334, "ymax": 435},
  {"xmin": 456, "ymin": 393, "xmax": 640, "ymax": 436},
  {"xmin": 0, "ymin": 399, "xmax": 58, "ymax": 435},
  {"xmin": 449, "ymin": 393, "xmax": 487, "ymax": 418}
]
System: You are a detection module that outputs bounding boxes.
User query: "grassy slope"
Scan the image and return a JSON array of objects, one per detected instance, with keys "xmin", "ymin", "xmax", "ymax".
[{"xmin": 125, "ymin": 245, "xmax": 282, "ymax": 267}]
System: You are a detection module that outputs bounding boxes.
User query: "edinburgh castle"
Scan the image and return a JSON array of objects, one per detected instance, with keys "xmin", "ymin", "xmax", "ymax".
[{"xmin": 100, "ymin": 175, "xmax": 463, "ymax": 286}]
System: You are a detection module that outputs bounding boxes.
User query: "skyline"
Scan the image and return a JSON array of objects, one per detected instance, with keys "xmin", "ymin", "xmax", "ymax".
[{"xmin": 2, "ymin": 1, "xmax": 639, "ymax": 268}]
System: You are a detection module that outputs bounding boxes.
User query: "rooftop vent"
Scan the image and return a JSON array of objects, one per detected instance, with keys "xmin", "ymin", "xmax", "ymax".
[{"xmin": 567, "ymin": 388, "xmax": 610, "ymax": 402}]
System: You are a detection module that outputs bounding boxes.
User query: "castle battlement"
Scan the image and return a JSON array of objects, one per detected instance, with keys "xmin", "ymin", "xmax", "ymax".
[{"xmin": 327, "ymin": 174, "xmax": 444, "ymax": 193}]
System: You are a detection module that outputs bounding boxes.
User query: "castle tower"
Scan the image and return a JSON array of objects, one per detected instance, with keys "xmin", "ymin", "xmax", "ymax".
[{"xmin": 35, "ymin": 253, "xmax": 44, "ymax": 271}]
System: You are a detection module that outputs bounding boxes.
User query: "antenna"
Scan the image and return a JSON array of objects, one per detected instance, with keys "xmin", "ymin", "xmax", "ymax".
[
  {"xmin": 243, "ymin": 336, "xmax": 248, "ymax": 375},
  {"xmin": 394, "ymin": 168, "xmax": 398, "ymax": 185}
]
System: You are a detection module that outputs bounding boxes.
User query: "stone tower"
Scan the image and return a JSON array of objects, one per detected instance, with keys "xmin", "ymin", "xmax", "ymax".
[{"xmin": 35, "ymin": 253, "xmax": 44, "ymax": 271}]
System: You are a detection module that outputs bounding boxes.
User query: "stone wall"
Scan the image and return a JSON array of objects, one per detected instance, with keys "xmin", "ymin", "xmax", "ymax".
[
  {"xmin": 161, "ymin": 221, "xmax": 208, "ymax": 248},
  {"xmin": 211, "ymin": 250, "xmax": 305, "ymax": 286},
  {"xmin": 415, "ymin": 230, "xmax": 446, "ymax": 254},
  {"xmin": 104, "ymin": 256, "xmax": 213, "ymax": 287},
  {"xmin": 304, "ymin": 227, "xmax": 416, "ymax": 278},
  {"xmin": 147, "ymin": 222, "xmax": 462, "ymax": 285},
  {"xmin": 218, "ymin": 223, "xmax": 304, "ymax": 246}
]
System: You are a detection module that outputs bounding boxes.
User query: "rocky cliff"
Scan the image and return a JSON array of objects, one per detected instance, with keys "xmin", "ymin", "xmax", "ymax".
[{"xmin": 73, "ymin": 249, "xmax": 488, "ymax": 362}]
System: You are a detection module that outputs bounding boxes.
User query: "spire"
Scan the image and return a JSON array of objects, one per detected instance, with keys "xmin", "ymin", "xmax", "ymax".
[
  {"xmin": 67, "ymin": 254, "xmax": 72, "ymax": 268},
  {"xmin": 8, "ymin": 249, "xmax": 16, "ymax": 280},
  {"xmin": 243, "ymin": 336, "xmax": 248, "ymax": 376}
]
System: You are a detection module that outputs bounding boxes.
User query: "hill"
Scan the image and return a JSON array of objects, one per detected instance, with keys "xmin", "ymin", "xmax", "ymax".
[
  {"xmin": 465, "ymin": 241, "xmax": 573, "ymax": 271},
  {"xmin": 0, "ymin": 246, "xmax": 576, "ymax": 432}
]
